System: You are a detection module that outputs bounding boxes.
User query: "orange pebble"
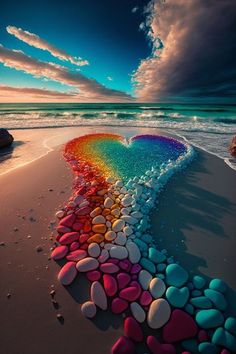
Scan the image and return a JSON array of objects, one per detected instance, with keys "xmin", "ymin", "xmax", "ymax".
[
  {"xmin": 97, "ymin": 189, "xmax": 107, "ymax": 196},
  {"xmin": 102, "ymin": 208, "xmax": 111, "ymax": 216},
  {"xmin": 87, "ymin": 234, "xmax": 104, "ymax": 243},
  {"xmin": 90, "ymin": 207, "xmax": 102, "ymax": 218},
  {"xmin": 92, "ymin": 224, "xmax": 107, "ymax": 234},
  {"xmin": 111, "ymin": 204, "xmax": 119, "ymax": 210},
  {"xmin": 106, "ymin": 215, "xmax": 113, "ymax": 221}
]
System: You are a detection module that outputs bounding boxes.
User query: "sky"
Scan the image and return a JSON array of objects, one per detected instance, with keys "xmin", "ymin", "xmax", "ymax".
[{"xmin": 0, "ymin": 0, "xmax": 235, "ymax": 103}]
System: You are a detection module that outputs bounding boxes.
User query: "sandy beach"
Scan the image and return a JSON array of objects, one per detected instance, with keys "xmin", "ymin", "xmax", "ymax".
[{"xmin": 0, "ymin": 127, "xmax": 235, "ymax": 354}]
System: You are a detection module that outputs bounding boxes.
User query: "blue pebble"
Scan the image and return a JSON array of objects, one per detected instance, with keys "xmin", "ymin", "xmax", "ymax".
[
  {"xmin": 204, "ymin": 289, "xmax": 227, "ymax": 311},
  {"xmin": 185, "ymin": 303, "xmax": 195, "ymax": 315},
  {"xmin": 209, "ymin": 278, "xmax": 227, "ymax": 293},
  {"xmin": 198, "ymin": 342, "xmax": 218, "ymax": 354},
  {"xmin": 140, "ymin": 257, "xmax": 156, "ymax": 274},
  {"xmin": 166, "ymin": 263, "xmax": 189, "ymax": 287},
  {"xmin": 224, "ymin": 317, "xmax": 236, "ymax": 335},
  {"xmin": 212, "ymin": 327, "xmax": 236, "ymax": 352},
  {"xmin": 166, "ymin": 286, "xmax": 189, "ymax": 308},
  {"xmin": 195, "ymin": 309, "xmax": 224, "ymax": 329},
  {"xmin": 190, "ymin": 296, "xmax": 212, "ymax": 309},
  {"xmin": 193, "ymin": 275, "xmax": 206, "ymax": 289},
  {"xmin": 148, "ymin": 247, "xmax": 166, "ymax": 263}
]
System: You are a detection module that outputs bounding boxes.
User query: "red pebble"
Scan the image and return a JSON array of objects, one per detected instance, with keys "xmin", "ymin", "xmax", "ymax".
[
  {"xmin": 119, "ymin": 287, "xmax": 140, "ymax": 302},
  {"xmin": 70, "ymin": 242, "xmax": 80, "ymax": 251},
  {"xmin": 86, "ymin": 270, "xmax": 101, "ymax": 282},
  {"xmin": 198, "ymin": 329, "xmax": 208, "ymax": 342},
  {"xmin": 119, "ymin": 260, "xmax": 132, "ymax": 272},
  {"xmin": 109, "ymin": 258, "xmax": 120, "ymax": 264},
  {"xmin": 147, "ymin": 336, "xmax": 176, "ymax": 354},
  {"xmin": 72, "ymin": 222, "xmax": 83, "ymax": 231},
  {"xmin": 220, "ymin": 350, "xmax": 231, "ymax": 354},
  {"xmin": 51, "ymin": 245, "xmax": 68, "ymax": 260},
  {"xmin": 80, "ymin": 243, "xmax": 88, "ymax": 250},
  {"xmin": 75, "ymin": 206, "xmax": 91, "ymax": 216},
  {"xmin": 163, "ymin": 309, "xmax": 198, "ymax": 343},
  {"xmin": 59, "ymin": 232, "xmax": 80, "ymax": 245},
  {"xmin": 111, "ymin": 298, "xmax": 129, "ymax": 314},
  {"xmin": 79, "ymin": 233, "xmax": 90, "ymax": 243},
  {"xmin": 56, "ymin": 225, "xmax": 71, "ymax": 234},
  {"xmin": 77, "ymin": 186, "xmax": 87, "ymax": 195},
  {"xmin": 103, "ymin": 274, "xmax": 118, "ymax": 297},
  {"xmin": 100, "ymin": 263, "xmax": 119, "ymax": 274},
  {"xmin": 124, "ymin": 317, "xmax": 143, "ymax": 342},
  {"xmin": 117, "ymin": 273, "xmax": 131, "ymax": 289},
  {"xmin": 111, "ymin": 336, "xmax": 135, "ymax": 354},
  {"xmin": 66, "ymin": 249, "xmax": 87, "ymax": 261},
  {"xmin": 58, "ymin": 262, "xmax": 77, "ymax": 286},
  {"xmin": 60, "ymin": 214, "xmax": 76, "ymax": 228},
  {"xmin": 129, "ymin": 281, "xmax": 141, "ymax": 298},
  {"xmin": 83, "ymin": 220, "xmax": 91, "ymax": 232},
  {"xmin": 140, "ymin": 290, "xmax": 152, "ymax": 306},
  {"xmin": 130, "ymin": 264, "xmax": 142, "ymax": 274}
]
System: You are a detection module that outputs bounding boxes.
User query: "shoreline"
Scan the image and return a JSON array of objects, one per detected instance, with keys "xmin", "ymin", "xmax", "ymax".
[{"xmin": 0, "ymin": 133, "xmax": 236, "ymax": 353}]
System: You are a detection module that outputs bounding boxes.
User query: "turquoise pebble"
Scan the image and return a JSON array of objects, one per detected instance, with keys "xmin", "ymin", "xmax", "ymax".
[
  {"xmin": 182, "ymin": 339, "xmax": 199, "ymax": 353},
  {"xmin": 225, "ymin": 317, "xmax": 236, "ymax": 335},
  {"xmin": 212, "ymin": 327, "xmax": 236, "ymax": 352},
  {"xmin": 166, "ymin": 263, "xmax": 189, "ymax": 287},
  {"xmin": 190, "ymin": 296, "xmax": 212, "ymax": 309},
  {"xmin": 185, "ymin": 303, "xmax": 194, "ymax": 315},
  {"xmin": 156, "ymin": 263, "xmax": 166, "ymax": 272},
  {"xmin": 195, "ymin": 309, "xmax": 224, "ymax": 329},
  {"xmin": 148, "ymin": 247, "xmax": 166, "ymax": 263},
  {"xmin": 191, "ymin": 290, "xmax": 202, "ymax": 297},
  {"xmin": 198, "ymin": 342, "xmax": 218, "ymax": 354},
  {"xmin": 140, "ymin": 258, "xmax": 156, "ymax": 274},
  {"xmin": 141, "ymin": 234, "xmax": 152, "ymax": 243},
  {"xmin": 187, "ymin": 282, "xmax": 194, "ymax": 290},
  {"xmin": 204, "ymin": 289, "xmax": 227, "ymax": 311},
  {"xmin": 209, "ymin": 278, "xmax": 227, "ymax": 293},
  {"xmin": 134, "ymin": 239, "xmax": 148, "ymax": 251},
  {"xmin": 166, "ymin": 286, "xmax": 189, "ymax": 308},
  {"xmin": 167, "ymin": 256, "xmax": 174, "ymax": 264},
  {"xmin": 157, "ymin": 273, "xmax": 165, "ymax": 280},
  {"xmin": 193, "ymin": 275, "xmax": 206, "ymax": 289}
]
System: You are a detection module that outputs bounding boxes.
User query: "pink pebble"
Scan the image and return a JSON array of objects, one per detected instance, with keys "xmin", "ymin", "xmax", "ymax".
[
  {"xmin": 119, "ymin": 259, "xmax": 132, "ymax": 272},
  {"xmin": 117, "ymin": 273, "xmax": 131, "ymax": 289},
  {"xmin": 198, "ymin": 329, "xmax": 208, "ymax": 342},
  {"xmin": 147, "ymin": 336, "xmax": 176, "ymax": 354},
  {"xmin": 130, "ymin": 264, "xmax": 142, "ymax": 274},
  {"xmin": 51, "ymin": 245, "xmax": 68, "ymax": 260},
  {"xmin": 111, "ymin": 336, "xmax": 135, "ymax": 354},
  {"xmin": 111, "ymin": 298, "xmax": 129, "ymax": 314},
  {"xmin": 103, "ymin": 274, "xmax": 118, "ymax": 297},
  {"xmin": 60, "ymin": 214, "xmax": 76, "ymax": 228},
  {"xmin": 56, "ymin": 225, "xmax": 71, "ymax": 234},
  {"xmin": 75, "ymin": 206, "xmax": 91, "ymax": 216},
  {"xmin": 131, "ymin": 275, "xmax": 137, "ymax": 280},
  {"xmin": 129, "ymin": 281, "xmax": 141, "ymax": 297},
  {"xmin": 66, "ymin": 249, "xmax": 87, "ymax": 261},
  {"xmin": 109, "ymin": 258, "xmax": 120, "ymax": 265},
  {"xmin": 221, "ymin": 350, "xmax": 231, "ymax": 354},
  {"xmin": 140, "ymin": 290, "xmax": 152, "ymax": 306},
  {"xmin": 124, "ymin": 317, "xmax": 143, "ymax": 342},
  {"xmin": 58, "ymin": 262, "xmax": 77, "ymax": 285},
  {"xmin": 70, "ymin": 242, "xmax": 80, "ymax": 251},
  {"xmin": 86, "ymin": 270, "xmax": 101, "ymax": 282},
  {"xmin": 59, "ymin": 232, "xmax": 80, "ymax": 245},
  {"xmin": 79, "ymin": 233, "xmax": 90, "ymax": 243},
  {"xmin": 72, "ymin": 222, "xmax": 83, "ymax": 231},
  {"xmin": 100, "ymin": 263, "xmax": 119, "ymax": 274},
  {"xmin": 119, "ymin": 287, "xmax": 140, "ymax": 302}
]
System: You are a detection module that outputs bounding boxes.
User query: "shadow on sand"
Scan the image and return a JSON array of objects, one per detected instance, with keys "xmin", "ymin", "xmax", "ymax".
[{"xmin": 0, "ymin": 140, "xmax": 25, "ymax": 163}]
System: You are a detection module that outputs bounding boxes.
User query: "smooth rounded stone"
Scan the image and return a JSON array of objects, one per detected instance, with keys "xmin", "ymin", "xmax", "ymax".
[
  {"xmin": 121, "ymin": 195, "xmax": 133, "ymax": 207},
  {"xmin": 98, "ymin": 249, "xmax": 109, "ymax": 263},
  {"xmin": 121, "ymin": 207, "xmax": 130, "ymax": 215},
  {"xmin": 58, "ymin": 262, "xmax": 77, "ymax": 285},
  {"xmin": 66, "ymin": 249, "xmax": 87, "ymax": 262},
  {"xmin": 92, "ymin": 224, "xmax": 106, "ymax": 234},
  {"xmin": 90, "ymin": 206, "xmax": 102, "ymax": 218},
  {"xmin": 119, "ymin": 287, "xmax": 140, "ymax": 302},
  {"xmin": 123, "ymin": 226, "xmax": 133, "ymax": 236},
  {"xmin": 81, "ymin": 301, "xmax": 97, "ymax": 318},
  {"xmin": 111, "ymin": 297, "xmax": 129, "ymax": 314},
  {"xmin": 148, "ymin": 247, "xmax": 166, "ymax": 264},
  {"xmin": 112, "ymin": 219, "xmax": 125, "ymax": 232},
  {"xmin": 70, "ymin": 241, "xmax": 80, "ymax": 251},
  {"xmin": 76, "ymin": 257, "xmax": 99, "ymax": 272},
  {"xmin": 103, "ymin": 274, "xmax": 118, "ymax": 297},
  {"xmin": 140, "ymin": 258, "xmax": 156, "ymax": 274},
  {"xmin": 182, "ymin": 339, "xmax": 199, "ymax": 353},
  {"xmin": 198, "ymin": 329, "xmax": 208, "ymax": 342},
  {"xmin": 139, "ymin": 270, "xmax": 152, "ymax": 290},
  {"xmin": 225, "ymin": 317, "xmax": 236, "ymax": 335},
  {"xmin": 124, "ymin": 317, "xmax": 143, "ymax": 342},
  {"xmin": 212, "ymin": 327, "xmax": 236, "ymax": 352},
  {"xmin": 111, "ymin": 336, "xmax": 135, "ymax": 354},
  {"xmin": 190, "ymin": 296, "xmax": 212, "ymax": 309},
  {"xmin": 149, "ymin": 278, "xmax": 166, "ymax": 298},
  {"xmin": 163, "ymin": 309, "xmax": 198, "ymax": 343},
  {"xmin": 130, "ymin": 211, "xmax": 142, "ymax": 219},
  {"xmin": 92, "ymin": 215, "xmax": 106, "ymax": 224},
  {"xmin": 91, "ymin": 281, "xmax": 107, "ymax": 310},
  {"xmin": 166, "ymin": 264, "xmax": 189, "ymax": 287},
  {"xmin": 55, "ymin": 210, "xmax": 65, "ymax": 218},
  {"xmin": 121, "ymin": 215, "xmax": 138, "ymax": 225},
  {"xmin": 131, "ymin": 264, "xmax": 142, "ymax": 274},
  {"xmin": 86, "ymin": 270, "xmax": 101, "ymax": 282},
  {"xmin": 147, "ymin": 299, "xmax": 171, "ymax": 329},
  {"xmin": 56, "ymin": 225, "xmax": 71, "ymax": 233},
  {"xmin": 209, "ymin": 278, "xmax": 227, "ymax": 293},
  {"xmin": 119, "ymin": 259, "xmax": 132, "ymax": 272},
  {"xmin": 195, "ymin": 309, "xmax": 224, "ymax": 329},
  {"xmin": 59, "ymin": 232, "xmax": 80, "ymax": 245},
  {"xmin": 191, "ymin": 289, "xmax": 202, "ymax": 297},
  {"xmin": 104, "ymin": 197, "xmax": 114, "ymax": 208},
  {"xmin": 156, "ymin": 263, "xmax": 166, "ymax": 272},
  {"xmin": 198, "ymin": 342, "xmax": 218, "ymax": 354},
  {"xmin": 140, "ymin": 291, "xmax": 152, "ymax": 306},
  {"xmin": 146, "ymin": 336, "xmax": 176, "ymax": 354},
  {"xmin": 110, "ymin": 245, "xmax": 128, "ymax": 260},
  {"xmin": 166, "ymin": 286, "xmax": 189, "ymax": 308},
  {"xmin": 105, "ymin": 230, "xmax": 116, "ymax": 241},
  {"xmin": 100, "ymin": 262, "xmax": 119, "ymax": 273},
  {"xmin": 60, "ymin": 213, "xmax": 76, "ymax": 227},
  {"xmin": 126, "ymin": 241, "xmax": 141, "ymax": 264},
  {"xmin": 114, "ymin": 232, "xmax": 127, "ymax": 246},
  {"xmin": 88, "ymin": 243, "xmax": 101, "ymax": 258},
  {"xmin": 193, "ymin": 275, "xmax": 206, "ymax": 290},
  {"xmin": 130, "ymin": 302, "xmax": 146, "ymax": 323},
  {"xmin": 117, "ymin": 273, "xmax": 131, "ymax": 289},
  {"xmin": 185, "ymin": 304, "xmax": 194, "ymax": 315},
  {"xmin": 51, "ymin": 245, "xmax": 68, "ymax": 260},
  {"xmin": 204, "ymin": 289, "xmax": 227, "ymax": 311},
  {"xmin": 75, "ymin": 205, "xmax": 91, "ymax": 216}
]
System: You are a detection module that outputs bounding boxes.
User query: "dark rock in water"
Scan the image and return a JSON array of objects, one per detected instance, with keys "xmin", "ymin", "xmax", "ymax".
[
  {"xmin": 0, "ymin": 129, "xmax": 14, "ymax": 149},
  {"xmin": 229, "ymin": 136, "xmax": 236, "ymax": 158}
]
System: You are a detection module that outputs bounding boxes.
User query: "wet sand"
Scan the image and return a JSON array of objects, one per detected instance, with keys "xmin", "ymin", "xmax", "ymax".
[{"xmin": 0, "ymin": 133, "xmax": 236, "ymax": 354}]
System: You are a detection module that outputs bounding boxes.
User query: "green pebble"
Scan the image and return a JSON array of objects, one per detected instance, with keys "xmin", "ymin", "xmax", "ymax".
[
  {"xmin": 212, "ymin": 327, "xmax": 236, "ymax": 352},
  {"xmin": 193, "ymin": 275, "xmax": 206, "ymax": 289},
  {"xmin": 148, "ymin": 247, "xmax": 166, "ymax": 263},
  {"xmin": 198, "ymin": 342, "xmax": 218, "ymax": 354},
  {"xmin": 195, "ymin": 309, "xmax": 224, "ymax": 329},
  {"xmin": 225, "ymin": 317, "xmax": 236, "ymax": 335},
  {"xmin": 140, "ymin": 257, "xmax": 156, "ymax": 274},
  {"xmin": 185, "ymin": 303, "xmax": 194, "ymax": 315},
  {"xmin": 209, "ymin": 278, "xmax": 227, "ymax": 293},
  {"xmin": 166, "ymin": 263, "xmax": 189, "ymax": 287},
  {"xmin": 190, "ymin": 296, "xmax": 212, "ymax": 309},
  {"xmin": 204, "ymin": 289, "xmax": 227, "ymax": 311},
  {"xmin": 166, "ymin": 286, "xmax": 189, "ymax": 308}
]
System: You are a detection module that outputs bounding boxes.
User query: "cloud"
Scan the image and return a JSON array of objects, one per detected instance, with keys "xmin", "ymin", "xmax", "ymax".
[
  {"xmin": 132, "ymin": 0, "xmax": 236, "ymax": 102},
  {"xmin": 0, "ymin": 44, "xmax": 133, "ymax": 101},
  {"xmin": 6, "ymin": 25, "xmax": 89, "ymax": 67}
]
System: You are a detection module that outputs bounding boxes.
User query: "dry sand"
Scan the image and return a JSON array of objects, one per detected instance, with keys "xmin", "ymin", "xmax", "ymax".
[{"xmin": 0, "ymin": 134, "xmax": 236, "ymax": 354}]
